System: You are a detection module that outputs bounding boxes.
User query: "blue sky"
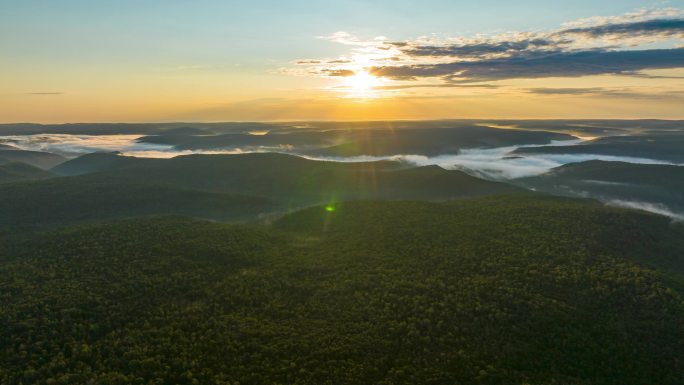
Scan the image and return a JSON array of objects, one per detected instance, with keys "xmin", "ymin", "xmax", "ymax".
[
  {"xmin": 2, "ymin": 0, "xmax": 676, "ymax": 65},
  {"xmin": 1, "ymin": 0, "xmax": 683, "ymax": 121}
]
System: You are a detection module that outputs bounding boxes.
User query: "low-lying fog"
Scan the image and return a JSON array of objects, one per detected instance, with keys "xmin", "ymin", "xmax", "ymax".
[
  {"xmin": 2, "ymin": 134, "xmax": 679, "ymax": 181},
  {"xmin": 304, "ymin": 145, "xmax": 676, "ymax": 180},
  {"xmin": 3, "ymin": 132, "xmax": 684, "ymax": 221}
]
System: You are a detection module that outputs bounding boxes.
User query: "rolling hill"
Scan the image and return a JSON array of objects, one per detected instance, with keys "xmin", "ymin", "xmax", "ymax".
[
  {"xmin": 51, "ymin": 152, "xmax": 152, "ymax": 176},
  {"xmin": 512, "ymin": 134, "xmax": 684, "ymax": 163},
  {"xmin": 0, "ymin": 162, "xmax": 53, "ymax": 184},
  {"xmin": 0, "ymin": 149, "xmax": 67, "ymax": 169},
  {"xmin": 516, "ymin": 160, "xmax": 684, "ymax": 215},
  {"xmin": 0, "ymin": 152, "xmax": 522, "ymax": 227}
]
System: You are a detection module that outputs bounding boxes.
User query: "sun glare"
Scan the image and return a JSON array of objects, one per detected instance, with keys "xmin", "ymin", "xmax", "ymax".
[{"xmin": 343, "ymin": 70, "xmax": 383, "ymax": 98}]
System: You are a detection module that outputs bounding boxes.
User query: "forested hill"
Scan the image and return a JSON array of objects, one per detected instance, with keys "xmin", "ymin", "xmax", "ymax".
[
  {"xmin": 0, "ymin": 162, "xmax": 53, "ymax": 184},
  {"xmin": 516, "ymin": 160, "xmax": 684, "ymax": 214},
  {"xmin": 0, "ymin": 153, "xmax": 522, "ymax": 227},
  {"xmin": 2, "ymin": 195, "xmax": 683, "ymax": 384},
  {"xmin": 0, "ymin": 149, "xmax": 66, "ymax": 170},
  {"xmin": 513, "ymin": 133, "xmax": 684, "ymax": 163}
]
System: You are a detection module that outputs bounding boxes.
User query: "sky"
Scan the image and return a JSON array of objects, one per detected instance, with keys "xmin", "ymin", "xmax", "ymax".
[{"xmin": 1, "ymin": 0, "xmax": 684, "ymax": 122}]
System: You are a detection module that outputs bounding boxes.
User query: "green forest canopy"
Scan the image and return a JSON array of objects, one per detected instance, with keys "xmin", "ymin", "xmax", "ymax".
[{"xmin": 2, "ymin": 195, "xmax": 683, "ymax": 385}]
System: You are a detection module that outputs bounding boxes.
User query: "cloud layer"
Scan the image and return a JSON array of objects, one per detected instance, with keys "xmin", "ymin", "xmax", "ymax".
[{"xmin": 296, "ymin": 8, "xmax": 684, "ymax": 85}]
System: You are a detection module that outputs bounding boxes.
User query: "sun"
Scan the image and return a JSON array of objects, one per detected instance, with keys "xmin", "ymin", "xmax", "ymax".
[
  {"xmin": 346, "ymin": 71, "xmax": 379, "ymax": 90},
  {"xmin": 343, "ymin": 70, "xmax": 383, "ymax": 98}
]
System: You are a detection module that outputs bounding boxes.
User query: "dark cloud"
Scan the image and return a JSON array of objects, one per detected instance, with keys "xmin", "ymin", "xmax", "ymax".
[
  {"xmin": 561, "ymin": 18, "xmax": 684, "ymax": 38},
  {"xmin": 391, "ymin": 19, "xmax": 684, "ymax": 60},
  {"xmin": 370, "ymin": 47, "xmax": 684, "ymax": 82},
  {"xmin": 396, "ymin": 39, "xmax": 562, "ymax": 58},
  {"xmin": 299, "ymin": 13, "xmax": 684, "ymax": 85}
]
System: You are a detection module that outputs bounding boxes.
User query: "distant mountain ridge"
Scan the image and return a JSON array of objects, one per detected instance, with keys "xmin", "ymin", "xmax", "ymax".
[{"xmin": 137, "ymin": 125, "xmax": 575, "ymax": 156}]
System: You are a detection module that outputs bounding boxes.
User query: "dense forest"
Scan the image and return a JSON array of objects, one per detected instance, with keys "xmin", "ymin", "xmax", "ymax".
[{"xmin": 2, "ymin": 195, "xmax": 683, "ymax": 384}]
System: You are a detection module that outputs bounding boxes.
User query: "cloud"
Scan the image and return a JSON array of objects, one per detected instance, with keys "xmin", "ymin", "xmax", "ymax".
[
  {"xmin": 393, "ymin": 18, "xmax": 684, "ymax": 60},
  {"xmin": 560, "ymin": 18, "xmax": 684, "ymax": 39},
  {"xmin": 525, "ymin": 87, "xmax": 684, "ymax": 99},
  {"xmin": 318, "ymin": 31, "xmax": 387, "ymax": 46},
  {"xmin": 296, "ymin": 59, "xmax": 353, "ymax": 65},
  {"xmin": 295, "ymin": 9, "xmax": 684, "ymax": 85},
  {"xmin": 526, "ymin": 87, "xmax": 616, "ymax": 95},
  {"xmin": 561, "ymin": 7, "xmax": 684, "ymax": 28},
  {"xmin": 607, "ymin": 200, "xmax": 684, "ymax": 221},
  {"xmin": 376, "ymin": 83, "xmax": 500, "ymax": 90},
  {"xmin": 26, "ymin": 92, "xmax": 63, "ymax": 96},
  {"xmin": 395, "ymin": 38, "xmax": 560, "ymax": 59},
  {"xmin": 321, "ymin": 69, "xmax": 356, "ymax": 77},
  {"xmin": 369, "ymin": 47, "xmax": 684, "ymax": 82}
]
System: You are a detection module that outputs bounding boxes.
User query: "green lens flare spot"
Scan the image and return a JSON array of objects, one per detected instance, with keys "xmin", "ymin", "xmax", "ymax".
[{"xmin": 325, "ymin": 205, "xmax": 336, "ymax": 212}]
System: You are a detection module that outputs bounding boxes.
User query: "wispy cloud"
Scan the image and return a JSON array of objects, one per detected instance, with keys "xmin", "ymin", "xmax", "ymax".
[
  {"xmin": 561, "ymin": 7, "xmax": 684, "ymax": 28},
  {"xmin": 607, "ymin": 199, "xmax": 684, "ymax": 221},
  {"xmin": 318, "ymin": 31, "xmax": 387, "ymax": 46},
  {"xmin": 376, "ymin": 83, "xmax": 500, "ymax": 91},
  {"xmin": 26, "ymin": 92, "xmax": 64, "ymax": 96},
  {"xmin": 525, "ymin": 87, "xmax": 684, "ymax": 99}
]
